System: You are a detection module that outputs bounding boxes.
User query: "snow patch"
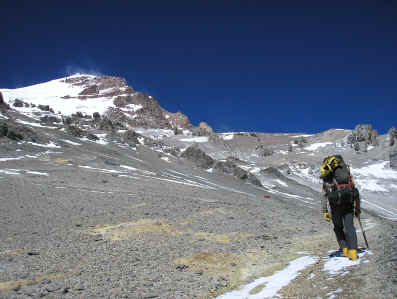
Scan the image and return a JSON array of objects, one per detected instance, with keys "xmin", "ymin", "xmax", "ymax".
[
  {"xmin": 220, "ymin": 133, "xmax": 234, "ymax": 141},
  {"xmin": 26, "ymin": 171, "xmax": 49, "ymax": 176},
  {"xmin": 275, "ymin": 179, "xmax": 288, "ymax": 187},
  {"xmin": 304, "ymin": 142, "xmax": 333, "ymax": 151},
  {"xmin": 293, "ymin": 134, "xmax": 313, "ymax": 138},
  {"xmin": 0, "ymin": 156, "xmax": 25, "ymax": 161},
  {"xmin": 61, "ymin": 139, "xmax": 82, "ymax": 146},
  {"xmin": 161, "ymin": 156, "xmax": 171, "ymax": 163},
  {"xmin": 216, "ymin": 256, "xmax": 318, "ymax": 299},
  {"xmin": 16, "ymin": 119, "xmax": 58, "ymax": 129},
  {"xmin": 327, "ymin": 288, "xmax": 343, "ymax": 299},
  {"xmin": 323, "ymin": 251, "xmax": 372, "ymax": 275},
  {"xmin": 1, "ymin": 76, "xmax": 118, "ymax": 116},
  {"xmin": 180, "ymin": 136, "xmax": 209, "ymax": 143},
  {"xmin": 28, "ymin": 141, "xmax": 61, "ymax": 148},
  {"xmin": 351, "ymin": 161, "xmax": 397, "ymax": 179}
]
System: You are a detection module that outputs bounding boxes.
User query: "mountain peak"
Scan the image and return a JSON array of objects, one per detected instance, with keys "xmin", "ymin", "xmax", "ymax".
[{"xmin": 0, "ymin": 74, "xmax": 195, "ymax": 130}]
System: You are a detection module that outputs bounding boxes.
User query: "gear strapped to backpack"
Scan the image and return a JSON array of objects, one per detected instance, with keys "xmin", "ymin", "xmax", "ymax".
[{"xmin": 321, "ymin": 155, "xmax": 355, "ymax": 206}]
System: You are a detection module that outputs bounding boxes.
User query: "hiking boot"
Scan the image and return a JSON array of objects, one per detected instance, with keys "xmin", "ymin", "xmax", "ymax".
[
  {"xmin": 341, "ymin": 247, "xmax": 348, "ymax": 257},
  {"xmin": 348, "ymin": 249, "xmax": 358, "ymax": 261}
]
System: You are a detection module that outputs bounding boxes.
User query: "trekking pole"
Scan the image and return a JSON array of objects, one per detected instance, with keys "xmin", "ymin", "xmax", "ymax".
[{"xmin": 357, "ymin": 215, "xmax": 369, "ymax": 249}]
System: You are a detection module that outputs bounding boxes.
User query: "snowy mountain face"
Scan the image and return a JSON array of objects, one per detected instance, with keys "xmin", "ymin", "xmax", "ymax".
[
  {"xmin": 0, "ymin": 75, "xmax": 396, "ymax": 298},
  {"xmin": 1, "ymin": 74, "xmax": 193, "ymax": 131}
]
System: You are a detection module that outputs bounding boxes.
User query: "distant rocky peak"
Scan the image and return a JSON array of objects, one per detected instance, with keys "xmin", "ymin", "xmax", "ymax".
[
  {"xmin": 167, "ymin": 112, "xmax": 193, "ymax": 130},
  {"xmin": 61, "ymin": 75, "xmax": 134, "ymax": 99}
]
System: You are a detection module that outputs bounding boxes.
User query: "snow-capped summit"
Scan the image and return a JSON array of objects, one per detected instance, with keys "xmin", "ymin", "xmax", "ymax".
[{"xmin": 0, "ymin": 74, "xmax": 194, "ymax": 130}]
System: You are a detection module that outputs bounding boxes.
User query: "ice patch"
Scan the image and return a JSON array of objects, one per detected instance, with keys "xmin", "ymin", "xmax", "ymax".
[
  {"xmin": 216, "ymin": 256, "xmax": 318, "ymax": 299},
  {"xmin": 0, "ymin": 112, "xmax": 9, "ymax": 119}
]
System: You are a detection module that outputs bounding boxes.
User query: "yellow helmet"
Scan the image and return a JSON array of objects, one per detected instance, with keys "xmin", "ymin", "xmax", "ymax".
[{"xmin": 320, "ymin": 156, "xmax": 341, "ymax": 178}]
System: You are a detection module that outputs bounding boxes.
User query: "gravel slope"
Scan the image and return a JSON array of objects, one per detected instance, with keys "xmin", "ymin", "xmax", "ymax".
[{"xmin": 0, "ymin": 137, "xmax": 396, "ymax": 299}]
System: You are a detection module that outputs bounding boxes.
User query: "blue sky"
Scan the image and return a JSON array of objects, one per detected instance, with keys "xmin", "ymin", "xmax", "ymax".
[{"xmin": 1, "ymin": 0, "xmax": 396, "ymax": 133}]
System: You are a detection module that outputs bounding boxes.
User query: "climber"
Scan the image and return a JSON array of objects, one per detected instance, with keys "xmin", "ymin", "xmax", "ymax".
[{"xmin": 320, "ymin": 155, "xmax": 361, "ymax": 260}]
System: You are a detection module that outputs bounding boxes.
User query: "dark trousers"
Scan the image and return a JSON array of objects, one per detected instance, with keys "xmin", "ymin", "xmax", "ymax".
[{"xmin": 331, "ymin": 210, "xmax": 358, "ymax": 250}]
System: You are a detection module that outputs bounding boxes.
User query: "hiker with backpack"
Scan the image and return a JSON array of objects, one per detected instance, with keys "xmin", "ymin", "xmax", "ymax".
[{"xmin": 320, "ymin": 155, "xmax": 361, "ymax": 260}]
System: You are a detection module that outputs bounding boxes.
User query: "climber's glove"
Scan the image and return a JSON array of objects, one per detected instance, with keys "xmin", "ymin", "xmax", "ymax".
[
  {"xmin": 355, "ymin": 207, "xmax": 361, "ymax": 217},
  {"xmin": 323, "ymin": 211, "xmax": 330, "ymax": 222}
]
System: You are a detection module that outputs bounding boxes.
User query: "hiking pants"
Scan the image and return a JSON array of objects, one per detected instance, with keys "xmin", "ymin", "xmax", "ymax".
[{"xmin": 331, "ymin": 211, "xmax": 358, "ymax": 250}]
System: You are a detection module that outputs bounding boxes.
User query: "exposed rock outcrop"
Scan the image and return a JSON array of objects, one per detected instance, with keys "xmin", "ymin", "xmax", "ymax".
[
  {"xmin": 255, "ymin": 145, "xmax": 274, "ymax": 157},
  {"xmin": 388, "ymin": 127, "xmax": 397, "ymax": 147},
  {"xmin": 214, "ymin": 160, "xmax": 262, "ymax": 186},
  {"xmin": 0, "ymin": 122, "xmax": 43, "ymax": 142},
  {"xmin": 181, "ymin": 144, "xmax": 262, "ymax": 186},
  {"xmin": 180, "ymin": 143, "xmax": 215, "ymax": 169},
  {"xmin": 349, "ymin": 124, "xmax": 378, "ymax": 150},
  {"xmin": 0, "ymin": 91, "xmax": 9, "ymax": 111},
  {"xmin": 191, "ymin": 122, "xmax": 214, "ymax": 136},
  {"xmin": 79, "ymin": 85, "xmax": 99, "ymax": 96},
  {"xmin": 390, "ymin": 148, "xmax": 397, "ymax": 169},
  {"xmin": 13, "ymin": 99, "xmax": 26, "ymax": 107}
]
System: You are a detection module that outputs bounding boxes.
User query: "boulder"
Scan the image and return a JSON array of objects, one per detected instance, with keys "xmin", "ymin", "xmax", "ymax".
[
  {"xmin": 87, "ymin": 133, "xmax": 99, "ymax": 141},
  {"xmin": 93, "ymin": 112, "xmax": 101, "ymax": 122},
  {"xmin": 13, "ymin": 99, "xmax": 25, "ymax": 107},
  {"xmin": 40, "ymin": 115, "xmax": 60, "ymax": 124},
  {"xmin": 66, "ymin": 125, "xmax": 85, "ymax": 138},
  {"xmin": 198, "ymin": 122, "xmax": 214, "ymax": 135},
  {"xmin": 99, "ymin": 118, "xmax": 115, "ymax": 131},
  {"xmin": 350, "ymin": 124, "xmax": 378, "ymax": 147},
  {"xmin": 113, "ymin": 96, "xmax": 128, "ymax": 107},
  {"xmin": 122, "ymin": 130, "xmax": 141, "ymax": 145},
  {"xmin": 0, "ymin": 122, "xmax": 8, "ymax": 137},
  {"xmin": 4, "ymin": 123, "xmax": 41, "ymax": 142},
  {"xmin": 255, "ymin": 145, "xmax": 274, "ymax": 157},
  {"xmin": 214, "ymin": 160, "xmax": 262, "ymax": 186},
  {"xmin": 0, "ymin": 92, "xmax": 9, "ymax": 110},
  {"xmin": 38, "ymin": 104, "xmax": 51, "ymax": 112},
  {"xmin": 180, "ymin": 144, "xmax": 215, "ymax": 169}
]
